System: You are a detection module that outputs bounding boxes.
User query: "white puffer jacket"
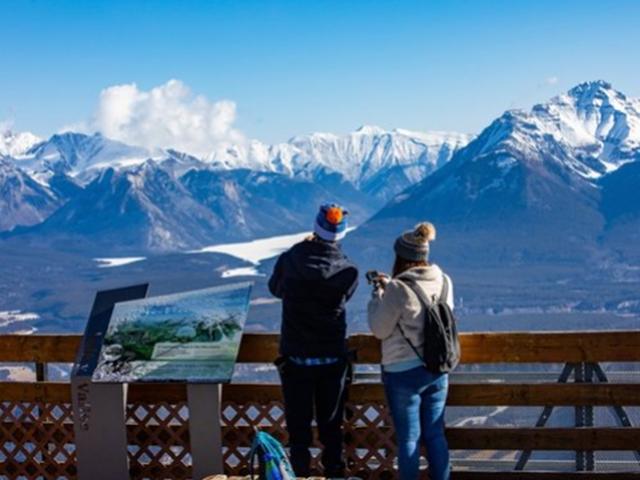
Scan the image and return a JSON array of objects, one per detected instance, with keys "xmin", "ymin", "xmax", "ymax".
[{"xmin": 367, "ymin": 265, "xmax": 454, "ymax": 367}]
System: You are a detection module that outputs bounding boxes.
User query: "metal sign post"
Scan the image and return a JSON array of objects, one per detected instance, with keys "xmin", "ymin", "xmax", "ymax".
[
  {"xmin": 188, "ymin": 383, "xmax": 224, "ymax": 479},
  {"xmin": 71, "ymin": 284, "xmax": 149, "ymax": 480}
]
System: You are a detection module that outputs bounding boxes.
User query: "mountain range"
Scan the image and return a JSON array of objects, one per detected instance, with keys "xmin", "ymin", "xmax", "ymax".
[
  {"xmin": 206, "ymin": 126, "xmax": 470, "ymax": 199},
  {"xmin": 0, "ymin": 125, "xmax": 469, "ymax": 252},
  {"xmin": 1, "ymin": 81, "xmax": 639, "ymax": 273}
]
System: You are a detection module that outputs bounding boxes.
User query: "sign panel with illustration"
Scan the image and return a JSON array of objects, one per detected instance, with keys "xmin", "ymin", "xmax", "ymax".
[{"xmin": 91, "ymin": 282, "xmax": 252, "ymax": 383}]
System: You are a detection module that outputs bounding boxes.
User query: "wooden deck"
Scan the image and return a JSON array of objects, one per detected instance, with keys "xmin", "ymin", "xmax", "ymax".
[{"xmin": 1, "ymin": 331, "xmax": 640, "ymax": 479}]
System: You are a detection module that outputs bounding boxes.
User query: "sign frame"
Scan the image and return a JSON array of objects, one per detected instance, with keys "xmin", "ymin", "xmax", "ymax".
[{"xmin": 71, "ymin": 282, "xmax": 252, "ymax": 480}]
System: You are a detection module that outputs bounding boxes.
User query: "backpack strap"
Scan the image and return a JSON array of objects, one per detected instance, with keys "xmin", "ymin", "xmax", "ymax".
[
  {"xmin": 398, "ymin": 276, "xmax": 431, "ymax": 307},
  {"xmin": 396, "ymin": 323, "xmax": 426, "ymax": 367},
  {"xmin": 395, "ymin": 278, "xmax": 428, "ymax": 367},
  {"xmin": 403, "ymin": 274, "xmax": 449, "ymax": 305},
  {"xmin": 440, "ymin": 274, "xmax": 450, "ymax": 306},
  {"xmin": 248, "ymin": 431, "xmax": 260, "ymax": 479},
  {"xmin": 394, "ymin": 275, "xmax": 449, "ymax": 366}
]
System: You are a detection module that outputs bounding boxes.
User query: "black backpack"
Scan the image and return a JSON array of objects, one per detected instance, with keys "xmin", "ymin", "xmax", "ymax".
[{"xmin": 397, "ymin": 274, "xmax": 461, "ymax": 373}]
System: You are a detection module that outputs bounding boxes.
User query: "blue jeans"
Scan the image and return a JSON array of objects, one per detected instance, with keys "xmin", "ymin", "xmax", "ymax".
[{"xmin": 383, "ymin": 366, "xmax": 450, "ymax": 480}]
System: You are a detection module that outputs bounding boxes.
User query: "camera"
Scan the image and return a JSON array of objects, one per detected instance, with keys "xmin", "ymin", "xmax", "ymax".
[
  {"xmin": 366, "ymin": 270, "xmax": 388, "ymax": 290},
  {"xmin": 366, "ymin": 270, "xmax": 382, "ymax": 284}
]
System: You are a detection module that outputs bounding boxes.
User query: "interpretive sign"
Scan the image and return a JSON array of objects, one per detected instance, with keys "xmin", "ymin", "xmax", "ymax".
[
  {"xmin": 72, "ymin": 283, "xmax": 149, "ymax": 480},
  {"xmin": 91, "ymin": 282, "xmax": 252, "ymax": 383}
]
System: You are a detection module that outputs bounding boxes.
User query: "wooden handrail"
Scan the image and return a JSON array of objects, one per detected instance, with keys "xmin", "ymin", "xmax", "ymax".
[
  {"xmin": 0, "ymin": 334, "xmax": 80, "ymax": 362},
  {"xmin": 2, "ymin": 330, "xmax": 640, "ymax": 363},
  {"xmin": 217, "ymin": 426, "xmax": 640, "ymax": 451},
  {"xmin": 446, "ymin": 427, "xmax": 640, "ymax": 450},
  {"xmin": 3, "ymin": 381, "xmax": 640, "ymax": 406},
  {"xmin": 2, "ymin": 419, "xmax": 637, "ymax": 451}
]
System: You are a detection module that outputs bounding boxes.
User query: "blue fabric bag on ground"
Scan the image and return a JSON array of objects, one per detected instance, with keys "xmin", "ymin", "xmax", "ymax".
[{"xmin": 249, "ymin": 430, "xmax": 296, "ymax": 480}]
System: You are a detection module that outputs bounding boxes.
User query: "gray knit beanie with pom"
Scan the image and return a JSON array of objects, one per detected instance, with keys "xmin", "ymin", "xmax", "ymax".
[{"xmin": 393, "ymin": 222, "xmax": 437, "ymax": 262}]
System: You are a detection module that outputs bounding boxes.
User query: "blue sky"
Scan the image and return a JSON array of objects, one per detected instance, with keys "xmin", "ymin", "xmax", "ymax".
[{"xmin": 2, "ymin": 0, "xmax": 639, "ymax": 144}]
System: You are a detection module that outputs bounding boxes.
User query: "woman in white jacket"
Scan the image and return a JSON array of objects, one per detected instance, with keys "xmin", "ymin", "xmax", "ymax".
[{"xmin": 368, "ymin": 222, "xmax": 453, "ymax": 480}]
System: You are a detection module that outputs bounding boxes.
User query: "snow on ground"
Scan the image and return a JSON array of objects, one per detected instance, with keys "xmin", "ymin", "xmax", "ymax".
[
  {"xmin": 0, "ymin": 366, "xmax": 35, "ymax": 381},
  {"xmin": 90, "ymin": 228, "xmax": 356, "ymax": 277},
  {"xmin": 0, "ymin": 310, "xmax": 39, "ymax": 333},
  {"xmin": 250, "ymin": 297, "xmax": 280, "ymax": 306},
  {"xmin": 193, "ymin": 227, "xmax": 357, "ymax": 266},
  {"xmin": 94, "ymin": 256, "xmax": 147, "ymax": 268},
  {"xmin": 221, "ymin": 267, "xmax": 265, "ymax": 278},
  {"xmin": 452, "ymin": 406, "xmax": 509, "ymax": 427},
  {"xmin": 193, "ymin": 231, "xmax": 312, "ymax": 265}
]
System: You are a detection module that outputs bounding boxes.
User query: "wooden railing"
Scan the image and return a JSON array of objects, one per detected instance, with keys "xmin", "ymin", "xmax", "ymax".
[{"xmin": 1, "ymin": 331, "xmax": 640, "ymax": 479}]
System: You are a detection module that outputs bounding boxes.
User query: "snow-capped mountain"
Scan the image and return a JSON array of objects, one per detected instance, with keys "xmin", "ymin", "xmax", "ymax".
[
  {"xmin": 9, "ymin": 132, "xmax": 222, "ymax": 193},
  {"xmin": 208, "ymin": 126, "xmax": 471, "ymax": 201},
  {"xmin": 5, "ymin": 127, "xmax": 470, "ymax": 204},
  {"xmin": 0, "ymin": 158, "xmax": 61, "ymax": 231},
  {"xmin": 14, "ymin": 132, "xmax": 153, "ymax": 181},
  {"xmin": 0, "ymin": 129, "xmax": 41, "ymax": 157},
  {"xmin": 349, "ymin": 81, "xmax": 640, "ymax": 270},
  {"xmin": 456, "ymin": 80, "xmax": 640, "ymax": 181},
  {"xmin": 24, "ymin": 160, "xmax": 228, "ymax": 252},
  {"xmin": 14, "ymin": 160, "xmax": 380, "ymax": 253}
]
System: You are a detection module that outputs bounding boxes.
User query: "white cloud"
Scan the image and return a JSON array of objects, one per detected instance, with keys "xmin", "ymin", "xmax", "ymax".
[
  {"xmin": 76, "ymin": 79, "xmax": 245, "ymax": 157},
  {"xmin": 545, "ymin": 76, "xmax": 559, "ymax": 86}
]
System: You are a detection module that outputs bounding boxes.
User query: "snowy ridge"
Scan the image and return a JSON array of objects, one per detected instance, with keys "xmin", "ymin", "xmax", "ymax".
[
  {"xmin": 15, "ymin": 132, "xmax": 154, "ymax": 182},
  {"xmin": 207, "ymin": 126, "xmax": 471, "ymax": 190},
  {"xmin": 3, "ymin": 126, "xmax": 470, "ymax": 204},
  {"xmin": 3, "ymin": 81, "xmax": 638, "ymax": 188},
  {"xmin": 476, "ymin": 81, "xmax": 640, "ymax": 180},
  {"xmin": 0, "ymin": 130, "xmax": 41, "ymax": 157}
]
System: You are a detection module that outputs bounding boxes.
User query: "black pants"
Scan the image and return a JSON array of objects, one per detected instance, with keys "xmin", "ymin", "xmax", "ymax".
[{"xmin": 278, "ymin": 358, "xmax": 349, "ymax": 477}]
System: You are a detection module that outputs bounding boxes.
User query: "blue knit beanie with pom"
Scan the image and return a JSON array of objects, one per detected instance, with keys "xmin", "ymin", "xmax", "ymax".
[{"xmin": 314, "ymin": 204, "xmax": 348, "ymax": 242}]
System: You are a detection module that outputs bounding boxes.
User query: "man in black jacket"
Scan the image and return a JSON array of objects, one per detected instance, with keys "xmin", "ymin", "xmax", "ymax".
[{"xmin": 269, "ymin": 203, "xmax": 358, "ymax": 478}]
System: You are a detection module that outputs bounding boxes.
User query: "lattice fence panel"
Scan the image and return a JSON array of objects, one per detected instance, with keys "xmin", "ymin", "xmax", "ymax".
[
  {"xmin": 1, "ymin": 398, "xmax": 396, "ymax": 479},
  {"xmin": 0, "ymin": 401, "xmax": 77, "ymax": 480},
  {"xmin": 345, "ymin": 402, "xmax": 396, "ymax": 479},
  {"xmin": 126, "ymin": 401, "xmax": 192, "ymax": 480}
]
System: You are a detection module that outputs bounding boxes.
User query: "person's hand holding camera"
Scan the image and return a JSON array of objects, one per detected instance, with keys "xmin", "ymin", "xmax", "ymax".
[{"xmin": 366, "ymin": 270, "xmax": 390, "ymax": 295}]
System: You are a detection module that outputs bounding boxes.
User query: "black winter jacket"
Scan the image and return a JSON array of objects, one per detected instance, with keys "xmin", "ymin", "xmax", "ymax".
[{"xmin": 268, "ymin": 238, "xmax": 358, "ymax": 358}]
